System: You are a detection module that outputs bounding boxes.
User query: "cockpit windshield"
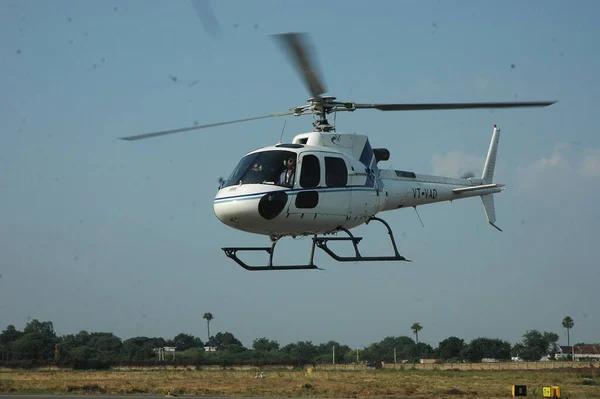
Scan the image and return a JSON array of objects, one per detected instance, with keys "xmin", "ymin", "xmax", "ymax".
[{"xmin": 221, "ymin": 150, "xmax": 297, "ymax": 188}]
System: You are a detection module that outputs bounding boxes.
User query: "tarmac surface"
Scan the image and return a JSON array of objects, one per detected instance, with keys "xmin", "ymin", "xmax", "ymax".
[
  {"xmin": 0, "ymin": 396, "xmax": 258, "ymax": 399},
  {"xmin": 0, "ymin": 397, "xmax": 183, "ymax": 399}
]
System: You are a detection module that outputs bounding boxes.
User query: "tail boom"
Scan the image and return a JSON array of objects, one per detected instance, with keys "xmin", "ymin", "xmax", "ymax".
[
  {"xmin": 377, "ymin": 124, "xmax": 505, "ymax": 231},
  {"xmin": 379, "ymin": 178, "xmax": 503, "ymax": 211}
]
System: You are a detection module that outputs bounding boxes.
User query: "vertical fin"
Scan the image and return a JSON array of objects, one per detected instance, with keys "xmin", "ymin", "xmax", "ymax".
[
  {"xmin": 482, "ymin": 125, "xmax": 500, "ymax": 184},
  {"xmin": 481, "ymin": 194, "xmax": 502, "ymax": 231}
]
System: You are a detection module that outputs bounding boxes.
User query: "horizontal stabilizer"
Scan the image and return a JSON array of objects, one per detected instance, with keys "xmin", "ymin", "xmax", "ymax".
[
  {"xmin": 481, "ymin": 193, "xmax": 502, "ymax": 231},
  {"xmin": 453, "ymin": 183, "xmax": 504, "ymax": 193}
]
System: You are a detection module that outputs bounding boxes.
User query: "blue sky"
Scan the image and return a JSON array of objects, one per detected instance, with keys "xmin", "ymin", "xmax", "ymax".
[{"xmin": 1, "ymin": 0, "xmax": 598, "ymax": 351}]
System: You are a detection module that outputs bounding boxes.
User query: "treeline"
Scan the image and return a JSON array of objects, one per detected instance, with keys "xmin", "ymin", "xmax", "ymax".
[{"xmin": 0, "ymin": 319, "xmax": 587, "ymax": 369}]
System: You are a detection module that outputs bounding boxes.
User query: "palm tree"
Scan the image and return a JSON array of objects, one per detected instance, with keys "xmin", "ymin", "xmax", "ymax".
[
  {"xmin": 411, "ymin": 322, "xmax": 423, "ymax": 345},
  {"xmin": 411, "ymin": 322, "xmax": 423, "ymax": 361},
  {"xmin": 203, "ymin": 312, "xmax": 214, "ymax": 344},
  {"xmin": 562, "ymin": 316, "xmax": 574, "ymax": 347}
]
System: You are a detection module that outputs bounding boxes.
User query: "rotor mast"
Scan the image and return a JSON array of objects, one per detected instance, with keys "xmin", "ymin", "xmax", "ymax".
[{"xmin": 310, "ymin": 96, "xmax": 336, "ymax": 132}]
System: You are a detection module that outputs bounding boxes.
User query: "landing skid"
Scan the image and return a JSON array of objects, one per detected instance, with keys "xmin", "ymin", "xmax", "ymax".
[
  {"xmin": 315, "ymin": 217, "xmax": 411, "ymax": 263},
  {"xmin": 221, "ymin": 216, "xmax": 410, "ymax": 271},
  {"xmin": 222, "ymin": 239, "xmax": 322, "ymax": 271}
]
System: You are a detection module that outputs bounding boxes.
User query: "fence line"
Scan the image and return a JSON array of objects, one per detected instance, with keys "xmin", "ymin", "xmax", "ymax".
[
  {"xmin": 1, "ymin": 361, "xmax": 596, "ymax": 372},
  {"xmin": 90, "ymin": 361, "xmax": 599, "ymax": 372},
  {"xmin": 316, "ymin": 361, "xmax": 595, "ymax": 371}
]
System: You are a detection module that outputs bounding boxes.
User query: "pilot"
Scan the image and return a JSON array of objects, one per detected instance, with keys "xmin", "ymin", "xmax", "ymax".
[
  {"xmin": 278, "ymin": 156, "xmax": 296, "ymax": 187},
  {"xmin": 251, "ymin": 163, "xmax": 263, "ymax": 172}
]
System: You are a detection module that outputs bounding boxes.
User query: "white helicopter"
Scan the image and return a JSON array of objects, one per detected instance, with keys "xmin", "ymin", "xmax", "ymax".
[{"xmin": 121, "ymin": 33, "xmax": 556, "ymax": 271}]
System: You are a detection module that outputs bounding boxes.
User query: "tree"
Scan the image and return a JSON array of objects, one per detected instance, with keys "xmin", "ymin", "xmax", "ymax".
[
  {"xmin": 10, "ymin": 319, "xmax": 59, "ymax": 360},
  {"xmin": 460, "ymin": 337, "xmax": 511, "ymax": 362},
  {"xmin": 170, "ymin": 333, "xmax": 203, "ymax": 351},
  {"xmin": 544, "ymin": 332, "xmax": 560, "ymax": 359},
  {"xmin": 345, "ymin": 348, "xmax": 360, "ymax": 364},
  {"xmin": 122, "ymin": 337, "xmax": 156, "ymax": 360},
  {"xmin": 0, "ymin": 325, "xmax": 23, "ymax": 347},
  {"xmin": 316, "ymin": 341, "xmax": 351, "ymax": 364},
  {"xmin": 210, "ymin": 332, "xmax": 245, "ymax": 352},
  {"xmin": 512, "ymin": 330, "xmax": 560, "ymax": 361},
  {"xmin": 436, "ymin": 336, "xmax": 466, "ymax": 361},
  {"xmin": 23, "ymin": 319, "xmax": 56, "ymax": 339},
  {"xmin": 362, "ymin": 336, "xmax": 416, "ymax": 363},
  {"xmin": 415, "ymin": 342, "xmax": 435, "ymax": 359},
  {"xmin": 411, "ymin": 323, "xmax": 423, "ymax": 345},
  {"xmin": 280, "ymin": 341, "xmax": 318, "ymax": 367},
  {"xmin": 203, "ymin": 312, "xmax": 214, "ymax": 343},
  {"xmin": 562, "ymin": 316, "xmax": 574, "ymax": 347},
  {"xmin": 253, "ymin": 337, "xmax": 280, "ymax": 352},
  {"xmin": 12, "ymin": 333, "xmax": 54, "ymax": 360},
  {"xmin": 63, "ymin": 332, "xmax": 124, "ymax": 361},
  {"xmin": 518, "ymin": 330, "xmax": 557, "ymax": 361}
]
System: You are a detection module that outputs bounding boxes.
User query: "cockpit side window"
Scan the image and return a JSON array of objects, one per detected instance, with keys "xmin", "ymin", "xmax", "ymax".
[
  {"xmin": 299, "ymin": 154, "xmax": 320, "ymax": 188},
  {"xmin": 221, "ymin": 150, "xmax": 297, "ymax": 188},
  {"xmin": 325, "ymin": 156, "xmax": 348, "ymax": 187}
]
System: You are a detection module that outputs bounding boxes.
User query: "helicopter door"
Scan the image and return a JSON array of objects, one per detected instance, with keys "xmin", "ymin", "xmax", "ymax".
[
  {"xmin": 319, "ymin": 155, "xmax": 351, "ymax": 216},
  {"xmin": 286, "ymin": 152, "xmax": 351, "ymax": 224},
  {"xmin": 288, "ymin": 152, "xmax": 320, "ymax": 214},
  {"xmin": 283, "ymin": 152, "xmax": 349, "ymax": 232}
]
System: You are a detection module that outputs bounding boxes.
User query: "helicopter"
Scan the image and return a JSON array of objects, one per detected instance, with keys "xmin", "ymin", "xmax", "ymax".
[{"xmin": 120, "ymin": 32, "xmax": 556, "ymax": 271}]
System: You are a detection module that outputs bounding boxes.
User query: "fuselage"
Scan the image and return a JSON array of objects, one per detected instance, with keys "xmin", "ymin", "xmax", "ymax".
[{"xmin": 213, "ymin": 131, "xmax": 502, "ymax": 238}]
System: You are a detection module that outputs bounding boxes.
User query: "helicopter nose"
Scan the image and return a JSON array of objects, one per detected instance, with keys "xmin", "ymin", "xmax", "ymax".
[{"xmin": 214, "ymin": 191, "xmax": 289, "ymax": 228}]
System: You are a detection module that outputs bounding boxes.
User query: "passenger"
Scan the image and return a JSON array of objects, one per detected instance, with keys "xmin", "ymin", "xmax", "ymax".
[{"xmin": 278, "ymin": 156, "xmax": 296, "ymax": 187}]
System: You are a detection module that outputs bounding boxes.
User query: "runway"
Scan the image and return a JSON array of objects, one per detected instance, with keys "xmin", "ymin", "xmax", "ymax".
[
  {"xmin": 0, "ymin": 397, "xmax": 184, "ymax": 399},
  {"xmin": 0, "ymin": 396, "xmax": 270, "ymax": 399}
]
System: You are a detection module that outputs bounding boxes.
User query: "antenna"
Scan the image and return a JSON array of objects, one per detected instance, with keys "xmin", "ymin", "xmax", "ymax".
[
  {"xmin": 333, "ymin": 107, "xmax": 337, "ymax": 131},
  {"xmin": 413, "ymin": 206, "xmax": 424, "ymax": 228},
  {"xmin": 278, "ymin": 120, "xmax": 287, "ymax": 144}
]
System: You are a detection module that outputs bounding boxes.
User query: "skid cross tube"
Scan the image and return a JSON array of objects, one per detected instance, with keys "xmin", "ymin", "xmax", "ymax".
[
  {"xmin": 222, "ymin": 238, "xmax": 322, "ymax": 271},
  {"xmin": 313, "ymin": 216, "xmax": 410, "ymax": 262}
]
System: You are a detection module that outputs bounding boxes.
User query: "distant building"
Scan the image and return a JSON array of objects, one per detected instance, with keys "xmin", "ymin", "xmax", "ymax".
[
  {"xmin": 154, "ymin": 346, "xmax": 177, "ymax": 361},
  {"xmin": 557, "ymin": 345, "xmax": 600, "ymax": 361},
  {"xmin": 204, "ymin": 346, "xmax": 217, "ymax": 352}
]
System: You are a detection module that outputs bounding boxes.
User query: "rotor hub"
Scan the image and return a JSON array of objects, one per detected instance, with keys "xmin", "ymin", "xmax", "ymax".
[
  {"xmin": 308, "ymin": 96, "xmax": 337, "ymax": 104},
  {"xmin": 306, "ymin": 96, "xmax": 338, "ymax": 132}
]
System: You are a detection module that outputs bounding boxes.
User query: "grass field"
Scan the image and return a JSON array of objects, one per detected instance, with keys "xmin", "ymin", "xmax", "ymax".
[{"xmin": 1, "ymin": 367, "xmax": 599, "ymax": 398}]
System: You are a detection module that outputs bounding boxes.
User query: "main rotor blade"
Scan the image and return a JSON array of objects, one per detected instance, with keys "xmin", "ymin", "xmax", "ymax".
[
  {"xmin": 119, "ymin": 110, "xmax": 295, "ymax": 141},
  {"xmin": 272, "ymin": 32, "xmax": 327, "ymax": 101},
  {"xmin": 353, "ymin": 101, "xmax": 557, "ymax": 111},
  {"xmin": 190, "ymin": 0, "xmax": 221, "ymax": 38}
]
